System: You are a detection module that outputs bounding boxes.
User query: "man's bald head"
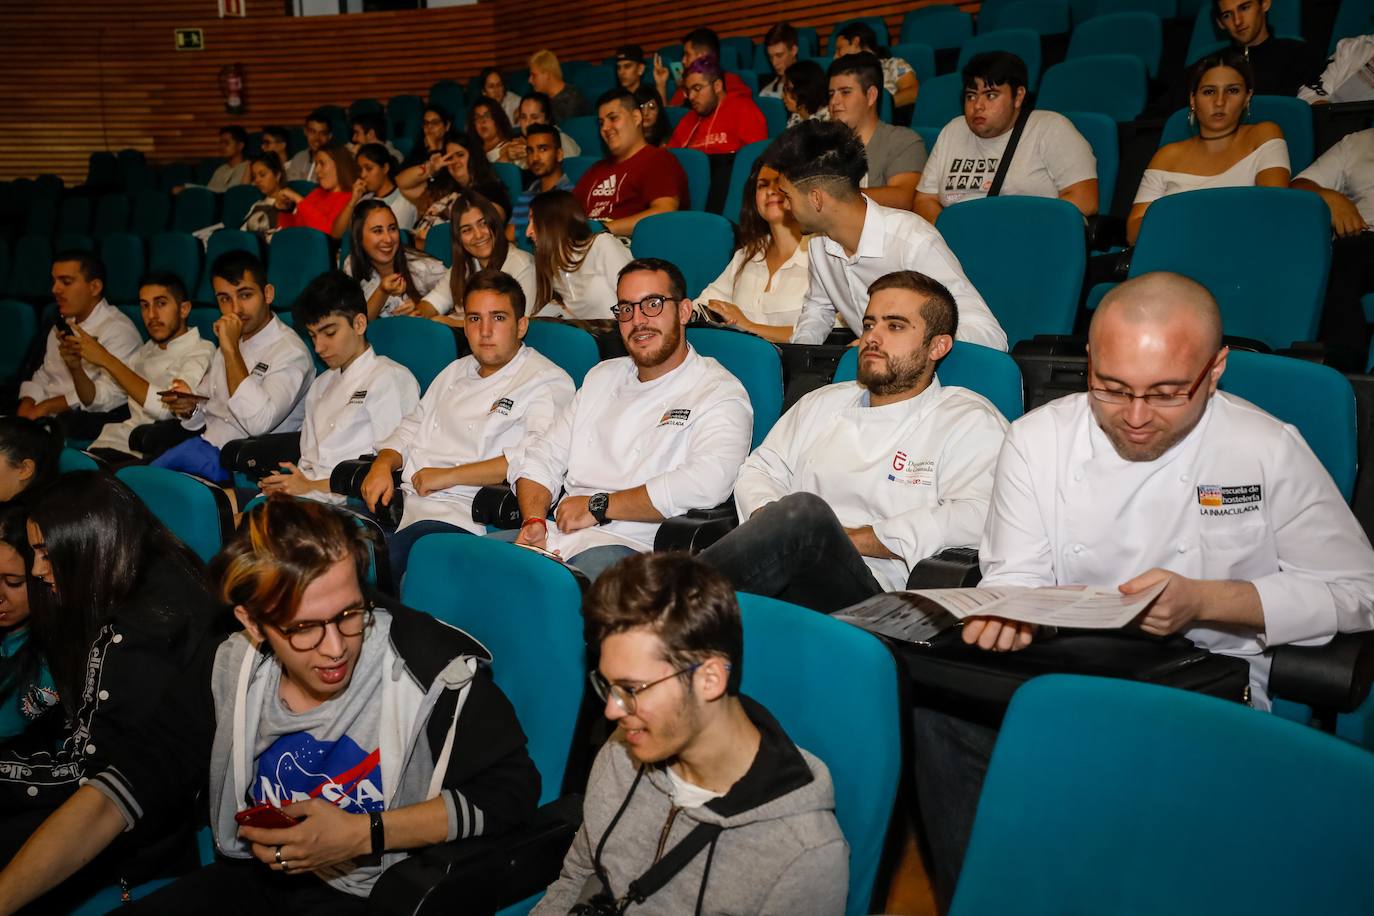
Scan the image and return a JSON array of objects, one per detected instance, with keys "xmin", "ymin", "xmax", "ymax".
[{"xmin": 1090, "ymin": 272, "xmax": 1223, "ymax": 357}]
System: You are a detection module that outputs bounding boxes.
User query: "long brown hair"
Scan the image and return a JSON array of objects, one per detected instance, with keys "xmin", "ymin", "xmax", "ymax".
[
  {"xmin": 447, "ymin": 189, "xmax": 510, "ymax": 310},
  {"xmin": 347, "ymin": 199, "xmax": 425, "ymax": 303},
  {"xmin": 316, "ymin": 142, "xmax": 360, "ymax": 192},
  {"xmin": 530, "ymin": 189, "xmax": 596, "ymax": 308},
  {"xmin": 734, "ymin": 151, "xmax": 797, "ymax": 283}
]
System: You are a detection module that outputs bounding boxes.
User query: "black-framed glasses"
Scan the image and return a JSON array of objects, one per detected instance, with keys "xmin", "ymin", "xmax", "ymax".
[
  {"xmin": 589, "ymin": 664, "xmax": 700, "ymax": 715},
  {"xmin": 1088, "ymin": 350, "xmax": 1222, "ymax": 408},
  {"xmin": 273, "ymin": 603, "xmax": 374, "ymax": 652},
  {"xmin": 610, "ymin": 295, "xmax": 671, "ymax": 323}
]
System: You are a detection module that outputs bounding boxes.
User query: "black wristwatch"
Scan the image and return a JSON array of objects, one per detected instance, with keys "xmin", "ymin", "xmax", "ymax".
[{"xmin": 588, "ymin": 492, "xmax": 611, "ymax": 525}]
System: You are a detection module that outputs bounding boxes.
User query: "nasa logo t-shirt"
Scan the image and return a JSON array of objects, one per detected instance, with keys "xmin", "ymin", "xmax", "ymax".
[{"xmin": 251, "ymin": 614, "xmax": 390, "ymax": 814}]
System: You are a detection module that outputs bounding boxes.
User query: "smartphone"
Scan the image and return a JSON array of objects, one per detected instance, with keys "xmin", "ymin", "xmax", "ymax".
[
  {"xmin": 234, "ymin": 804, "xmax": 300, "ymax": 829},
  {"xmin": 54, "ymin": 321, "xmax": 75, "ymax": 337},
  {"xmin": 156, "ymin": 389, "xmax": 209, "ymax": 400}
]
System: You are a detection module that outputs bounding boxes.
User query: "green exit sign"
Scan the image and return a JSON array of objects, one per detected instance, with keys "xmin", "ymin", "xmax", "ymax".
[{"xmin": 174, "ymin": 28, "xmax": 204, "ymax": 51}]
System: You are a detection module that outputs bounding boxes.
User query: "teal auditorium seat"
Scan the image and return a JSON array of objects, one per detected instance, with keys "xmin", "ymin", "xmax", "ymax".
[
  {"xmin": 686, "ymin": 327, "xmax": 782, "ymax": 447},
  {"xmin": 901, "ymin": 5, "xmax": 974, "ymax": 49},
  {"xmin": 171, "ymin": 186, "xmax": 217, "ymax": 233},
  {"xmin": 129, "ymin": 189, "xmax": 171, "ymax": 238},
  {"xmin": 737, "ymin": 594, "xmax": 900, "ymax": 916},
  {"xmin": 950, "ymin": 675, "xmax": 1374, "ymax": 916},
  {"xmin": 937, "ymin": 196, "xmax": 1085, "ymax": 347},
  {"xmin": 721, "ymin": 139, "xmax": 770, "ymax": 224},
  {"xmin": 834, "ymin": 341, "xmax": 1025, "ymax": 421},
  {"xmin": 402, "ymin": 535, "xmax": 584, "ymax": 805},
  {"xmin": 666, "ymin": 147, "xmax": 710, "ymax": 211},
  {"xmin": 428, "ymin": 80, "xmax": 466, "ymax": 124},
  {"xmin": 368, "ymin": 315, "xmax": 458, "ymax": 393},
  {"xmin": 559, "ymin": 116, "xmax": 603, "ymax": 160},
  {"xmin": 829, "ymin": 15, "xmax": 891, "ymax": 50},
  {"xmin": 911, "ymin": 73, "xmax": 965, "ymax": 130},
  {"xmin": 1063, "ymin": 110, "xmax": 1119, "ymax": 212},
  {"xmin": 1068, "ymin": 11, "xmax": 1164, "ymax": 77},
  {"xmin": 266, "ymin": 227, "xmax": 331, "ymax": 312},
  {"xmin": 24, "ymin": 198, "xmax": 56, "ymax": 237},
  {"xmin": 629, "ymin": 211, "xmax": 734, "ymax": 299},
  {"xmin": 187, "ymin": 306, "xmax": 221, "ymax": 344},
  {"xmin": 523, "ymin": 320, "xmax": 599, "ymax": 386},
  {"xmin": 92, "ymin": 192, "xmax": 130, "ymax": 237},
  {"xmin": 559, "ymin": 155, "xmax": 598, "ymax": 186},
  {"xmin": 100, "ymin": 233, "xmax": 145, "ymax": 305},
  {"xmin": 992, "ymin": 0, "xmax": 1072, "ymax": 35},
  {"xmin": 757, "ymin": 95, "xmax": 788, "ymax": 137},
  {"xmin": 147, "ymin": 231, "xmax": 201, "ymax": 294},
  {"xmin": 220, "ymin": 184, "xmax": 262, "ymax": 232},
  {"xmin": 1158, "ymin": 95, "xmax": 1315, "ymax": 172},
  {"xmin": 0, "ymin": 300, "xmax": 37, "ymax": 386},
  {"xmin": 57, "ymin": 197, "xmax": 91, "ymax": 237},
  {"xmin": 1037, "ymin": 54, "xmax": 1148, "ymax": 122},
  {"xmin": 58, "ymin": 448, "xmax": 99, "ymax": 473},
  {"xmin": 1095, "ymin": 0, "xmax": 1176, "ymax": 18},
  {"xmin": 116, "ymin": 465, "xmax": 232, "ymax": 563},
  {"xmin": 9, "ymin": 236, "xmax": 52, "ymax": 301},
  {"xmin": 1129, "ymin": 188, "xmax": 1329, "ymax": 350},
  {"xmin": 492, "ymin": 162, "xmax": 524, "ymax": 209},
  {"xmin": 197, "ymin": 230, "xmax": 261, "ymax": 302},
  {"xmin": 423, "ymin": 221, "xmax": 453, "ymax": 266},
  {"xmin": 959, "ymin": 29, "xmax": 1044, "ymax": 88},
  {"xmin": 891, "ymin": 42, "xmax": 937, "ymax": 82},
  {"xmin": 287, "ymin": 179, "xmax": 317, "ymax": 198},
  {"xmin": 118, "ymin": 304, "xmax": 148, "ymax": 341}
]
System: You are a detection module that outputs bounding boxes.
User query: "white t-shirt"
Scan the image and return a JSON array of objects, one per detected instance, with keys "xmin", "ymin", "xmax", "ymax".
[
  {"xmin": 917, "ymin": 111, "xmax": 1097, "ymax": 207},
  {"xmin": 424, "ymin": 247, "xmax": 537, "ymax": 316},
  {"xmin": 698, "ymin": 242, "xmax": 812, "ymax": 329},
  {"xmin": 380, "ymin": 187, "xmax": 419, "ymax": 231},
  {"xmin": 1293, "ymin": 128, "xmax": 1374, "ymax": 224},
  {"xmin": 1134, "ymin": 138, "xmax": 1290, "ymax": 205},
  {"xmin": 1298, "ymin": 34, "xmax": 1374, "ymax": 104},
  {"xmin": 540, "ymin": 233, "xmax": 634, "ymax": 320},
  {"xmin": 666, "ymin": 767, "xmax": 723, "ymax": 808}
]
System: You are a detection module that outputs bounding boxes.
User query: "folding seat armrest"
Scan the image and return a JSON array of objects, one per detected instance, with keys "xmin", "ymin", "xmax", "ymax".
[
  {"xmin": 366, "ymin": 793, "xmax": 583, "ymax": 916},
  {"xmin": 219, "ymin": 432, "xmax": 302, "ymax": 481},
  {"xmin": 330, "ymin": 456, "xmax": 405, "ymax": 531},
  {"xmin": 653, "ymin": 501, "xmax": 738, "ymax": 553},
  {"xmin": 471, "ymin": 484, "xmax": 522, "ymax": 529},
  {"xmin": 1269, "ymin": 632, "xmax": 1374, "ymax": 729},
  {"xmin": 1275, "ymin": 341, "xmax": 1367, "ymax": 375},
  {"xmin": 127, "ymin": 418, "xmax": 198, "ymax": 459},
  {"xmin": 905, "ymin": 547, "xmax": 983, "ymax": 589}
]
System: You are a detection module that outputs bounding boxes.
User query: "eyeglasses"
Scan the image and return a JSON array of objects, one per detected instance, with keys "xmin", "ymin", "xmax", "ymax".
[
  {"xmin": 273, "ymin": 604, "xmax": 374, "ymax": 652},
  {"xmin": 610, "ymin": 295, "xmax": 671, "ymax": 323},
  {"xmin": 589, "ymin": 664, "xmax": 700, "ymax": 715},
  {"xmin": 1088, "ymin": 350, "xmax": 1221, "ymax": 408},
  {"xmin": 639, "ymin": 100, "xmax": 660, "ymax": 111}
]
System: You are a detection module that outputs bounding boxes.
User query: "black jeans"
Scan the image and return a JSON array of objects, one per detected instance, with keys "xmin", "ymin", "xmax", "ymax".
[
  {"xmin": 911, "ymin": 708, "xmax": 1000, "ymax": 913},
  {"xmin": 126, "ymin": 859, "xmax": 367, "ymax": 915},
  {"xmin": 698, "ymin": 492, "xmax": 885, "ymax": 613},
  {"xmin": 1319, "ymin": 231, "xmax": 1374, "ymax": 355}
]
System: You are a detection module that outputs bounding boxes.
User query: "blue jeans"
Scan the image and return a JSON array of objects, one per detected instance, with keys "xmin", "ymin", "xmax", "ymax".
[
  {"xmin": 485, "ymin": 530, "xmax": 638, "ymax": 581},
  {"xmin": 150, "ymin": 436, "xmax": 228, "ymax": 484},
  {"xmin": 389, "ymin": 520, "xmax": 470, "ymax": 592}
]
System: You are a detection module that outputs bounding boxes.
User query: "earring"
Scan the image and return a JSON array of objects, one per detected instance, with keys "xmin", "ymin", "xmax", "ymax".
[
  {"xmin": 1245, "ymin": 102, "xmax": 1251, "ymax": 121},
  {"xmin": 1188, "ymin": 108, "xmax": 1196, "ymax": 127}
]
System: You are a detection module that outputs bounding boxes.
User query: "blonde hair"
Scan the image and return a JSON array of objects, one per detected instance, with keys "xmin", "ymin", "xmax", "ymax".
[{"xmin": 528, "ymin": 49, "xmax": 563, "ymax": 80}]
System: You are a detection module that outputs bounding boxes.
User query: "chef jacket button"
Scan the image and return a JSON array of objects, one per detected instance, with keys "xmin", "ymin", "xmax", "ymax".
[
  {"xmin": 1179, "ymin": 474, "xmax": 1190, "ymax": 483},
  {"xmin": 1073, "ymin": 471, "xmax": 1084, "ymax": 483},
  {"xmin": 1177, "ymin": 543, "xmax": 1188, "ymax": 554},
  {"xmin": 1073, "ymin": 544, "xmax": 1084, "ymax": 554}
]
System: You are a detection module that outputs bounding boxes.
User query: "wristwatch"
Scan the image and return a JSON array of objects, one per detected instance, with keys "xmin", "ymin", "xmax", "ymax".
[{"xmin": 588, "ymin": 492, "xmax": 611, "ymax": 526}]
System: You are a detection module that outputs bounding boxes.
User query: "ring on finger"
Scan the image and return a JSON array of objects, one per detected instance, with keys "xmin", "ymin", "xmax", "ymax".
[{"xmin": 274, "ymin": 845, "xmax": 285, "ymax": 866}]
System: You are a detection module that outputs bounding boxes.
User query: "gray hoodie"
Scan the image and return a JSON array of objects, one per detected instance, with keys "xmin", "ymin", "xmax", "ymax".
[{"xmin": 532, "ymin": 696, "xmax": 849, "ymax": 915}]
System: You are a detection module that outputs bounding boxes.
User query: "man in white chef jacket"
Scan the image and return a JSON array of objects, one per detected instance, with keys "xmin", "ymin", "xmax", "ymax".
[
  {"xmin": 509, "ymin": 257, "xmax": 754, "ymax": 580},
  {"xmin": 769, "ymin": 118, "xmax": 1008, "ymax": 352},
  {"xmin": 258, "ymin": 270, "xmax": 419, "ymax": 504},
  {"xmin": 913, "ymin": 270, "xmax": 1374, "ymax": 909},
  {"xmin": 360, "ymin": 269, "xmax": 576, "ymax": 584},
  {"xmin": 699, "ymin": 270, "xmax": 1008, "ymax": 612}
]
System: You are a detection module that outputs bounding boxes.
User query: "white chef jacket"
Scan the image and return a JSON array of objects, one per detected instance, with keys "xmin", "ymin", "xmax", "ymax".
[
  {"xmin": 509, "ymin": 347, "xmax": 754, "ymax": 556},
  {"xmin": 422, "ymin": 248, "xmax": 538, "ymax": 317},
  {"xmin": 379, "ymin": 345, "xmax": 575, "ymax": 532},
  {"xmin": 789, "ymin": 199, "xmax": 1008, "ymax": 352},
  {"xmin": 183, "ymin": 316, "xmax": 316, "ymax": 448},
  {"xmin": 295, "ymin": 347, "xmax": 420, "ymax": 504},
  {"xmin": 89, "ymin": 328, "xmax": 217, "ymax": 456},
  {"xmin": 979, "ymin": 392, "xmax": 1374, "ymax": 708},
  {"xmin": 350, "ymin": 253, "xmax": 449, "ymax": 318},
  {"xmin": 19, "ymin": 300, "xmax": 143, "ymax": 413},
  {"xmin": 736, "ymin": 378, "xmax": 1008, "ymax": 591}
]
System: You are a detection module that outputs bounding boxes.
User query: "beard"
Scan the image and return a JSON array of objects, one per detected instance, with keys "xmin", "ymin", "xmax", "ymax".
[
  {"xmin": 858, "ymin": 347, "xmax": 929, "ymax": 397},
  {"xmin": 627, "ymin": 320, "xmax": 682, "ymax": 370}
]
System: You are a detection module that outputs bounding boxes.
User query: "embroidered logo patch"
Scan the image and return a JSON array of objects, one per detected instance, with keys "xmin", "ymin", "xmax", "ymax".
[
  {"xmin": 1198, "ymin": 484, "xmax": 1262, "ymax": 516},
  {"xmin": 658, "ymin": 408, "xmax": 692, "ymax": 427},
  {"xmin": 490, "ymin": 397, "xmax": 514, "ymax": 416}
]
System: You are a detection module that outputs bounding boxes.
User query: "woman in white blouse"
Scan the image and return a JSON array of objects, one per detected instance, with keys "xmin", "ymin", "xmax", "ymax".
[
  {"xmin": 470, "ymin": 96, "xmax": 518, "ymax": 165},
  {"xmin": 527, "ymin": 189, "xmax": 633, "ymax": 320},
  {"xmin": 421, "ymin": 189, "xmax": 537, "ymax": 321},
  {"xmin": 698, "ymin": 158, "xmax": 810, "ymax": 344},
  {"xmin": 344, "ymin": 199, "xmax": 448, "ymax": 320},
  {"xmin": 1128, "ymin": 49, "xmax": 1290, "ymax": 244}
]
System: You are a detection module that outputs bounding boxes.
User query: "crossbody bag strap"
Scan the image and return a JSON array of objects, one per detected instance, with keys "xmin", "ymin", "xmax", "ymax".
[{"xmin": 986, "ymin": 105, "xmax": 1032, "ymax": 197}]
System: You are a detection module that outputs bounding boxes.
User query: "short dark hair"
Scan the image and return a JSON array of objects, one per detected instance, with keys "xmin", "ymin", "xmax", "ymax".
[
  {"xmin": 614, "ymin": 44, "xmax": 645, "ymax": 61},
  {"xmin": 293, "ymin": 270, "xmax": 366, "ymax": 329},
  {"xmin": 211, "ymin": 249, "xmax": 268, "ymax": 289},
  {"xmin": 828, "ymin": 50, "xmax": 883, "ymax": 96},
  {"xmin": 765, "ymin": 22, "xmax": 799, "ymax": 48},
  {"xmin": 618, "ymin": 257, "xmax": 687, "ymax": 300},
  {"xmin": 465, "ymin": 268, "xmax": 527, "ymax": 318},
  {"xmin": 961, "ymin": 51, "xmax": 1029, "ymax": 94},
  {"xmin": 684, "ymin": 54, "xmax": 724, "ymax": 84},
  {"xmin": 596, "ymin": 87, "xmax": 639, "ymax": 115},
  {"xmin": 682, "ymin": 27, "xmax": 721, "ymax": 58},
  {"xmin": 0, "ymin": 416, "xmax": 62, "ymax": 499},
  {"xmin": 355, "ymin": 142, "xmax": 397, "ymax": 176},
  {"xmin": 837, "ymin": 21, "xmax": 879, "ymax": 51},
  {"xmin": 583, "ymin": 552, "xmax": 744, "ymax": 695},
  {"xmin": 305, "ymin": 107, "xmax": 333, "ymax": 129},
  {"xmin": 523, "ymin": 122, "xmax": 560, "ymax": 143},
  {"xmin": 220, "ymin": 125, "xmax": 249, "ymax": 147},
  {"xmin": 1188, "ymin": 46, "xmax": 1254, "ymax": 94},
  {"xmin": 138, "ymin": 270, "xmax": 190, "ymax": 305},
  {"xmin": 261, "ymin": 125, "xmax": 290, "ymax": 145},
  {"xmin": 867, "ymin": 270, "xmax": 959, "ymax": 342},
  {"xmin": 248, "ymin": 152, "xmax": 284, "ymax": 179},
  {"xmin": 520, "ymin": 90, "xmax": 554, "ymax": 123},
  {"xmin": 350, "ymin": 112, "xmax": 388, "ymax": 141},
  {"xmin": 783, "ymin": 60, "xmax": 828, "ymax": 115},
  {"xmin": 769, "ymin": 119, "xmax": 867, "ymax": 194},
  {"xmin": 52, "ymin": 249, "xmax": 106, "ymax": 285}
]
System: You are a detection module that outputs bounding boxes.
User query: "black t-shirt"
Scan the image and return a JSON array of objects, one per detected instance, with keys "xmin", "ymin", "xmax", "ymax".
[{"xmin": 1241, "ymin": 37, "xmax": 1324, "ymax": 96}]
